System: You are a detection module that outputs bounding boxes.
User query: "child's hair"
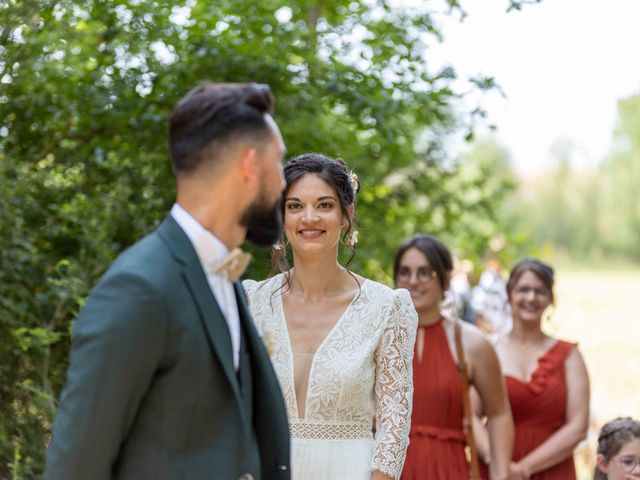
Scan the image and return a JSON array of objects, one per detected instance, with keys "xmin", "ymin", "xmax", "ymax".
[{"xmin": 595, "ymin": 417, "xmax": 640, "ymax": 479}]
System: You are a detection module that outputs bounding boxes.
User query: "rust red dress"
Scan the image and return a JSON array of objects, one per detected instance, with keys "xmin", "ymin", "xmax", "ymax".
[
  {"xmin": 401, "ymin": 321, "xmax": 473, "ymax": 479},
  {"xmin": 506, "ymin": 340, "xmax": 577, "ymax": 479}
]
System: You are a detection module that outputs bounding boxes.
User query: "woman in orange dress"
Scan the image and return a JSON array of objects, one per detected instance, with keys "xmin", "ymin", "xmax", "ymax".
[
  {"xmin": 394, "ymin": 234, "xmax": 513, "ymax": 480},
  {"xmin": 475, "ymin": 258, "xmax": 590, "ymax": 479}
]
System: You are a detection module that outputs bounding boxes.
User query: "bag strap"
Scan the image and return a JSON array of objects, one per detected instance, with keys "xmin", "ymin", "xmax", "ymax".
[{"xmin": 454, "ymin": 320, "xmax": 481, "ymax": 480}]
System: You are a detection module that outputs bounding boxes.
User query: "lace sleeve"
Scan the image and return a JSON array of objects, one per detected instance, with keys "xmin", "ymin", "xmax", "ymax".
[{"xmin": 371, "ymin": 289, "xmax": 418, "ymax": 479}]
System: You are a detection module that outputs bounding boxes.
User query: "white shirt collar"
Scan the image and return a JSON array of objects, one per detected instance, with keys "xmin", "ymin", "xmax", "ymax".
[{"xmin": 170, "ymin": 203, "xmax": 229, "ymax": 273}]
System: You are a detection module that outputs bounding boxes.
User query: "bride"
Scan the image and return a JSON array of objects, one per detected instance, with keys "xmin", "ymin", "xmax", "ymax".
[{"xmin": 243, "ymin": 153, "xmax": 417, "ymax": 480}]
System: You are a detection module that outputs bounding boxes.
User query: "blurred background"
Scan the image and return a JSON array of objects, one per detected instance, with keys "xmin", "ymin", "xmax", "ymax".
[{"xmin": 1, "ymin": 1, "xmax": 638, "ymax": 478}]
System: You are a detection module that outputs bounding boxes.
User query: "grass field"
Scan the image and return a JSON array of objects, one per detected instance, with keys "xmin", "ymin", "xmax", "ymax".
[{"xmin": 545, "ymin": 269, "xmax": 640, "ymax": 478}]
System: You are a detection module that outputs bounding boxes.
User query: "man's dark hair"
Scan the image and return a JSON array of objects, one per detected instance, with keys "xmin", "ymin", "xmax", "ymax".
[{"xmin": 169, "ymin": 82, "xmax": 275, "ymax": 176}]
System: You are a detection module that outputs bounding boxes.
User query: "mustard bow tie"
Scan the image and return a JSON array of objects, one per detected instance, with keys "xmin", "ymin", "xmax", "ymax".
[{"xmin": 212, "ymin": 248, "xmax": 252, "ymax": 282}]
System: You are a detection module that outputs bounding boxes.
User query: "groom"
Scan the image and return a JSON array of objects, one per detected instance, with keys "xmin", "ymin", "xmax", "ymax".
[{"xmin": 45, "ymin": 83, "xmax": 290, "ymax": 480}]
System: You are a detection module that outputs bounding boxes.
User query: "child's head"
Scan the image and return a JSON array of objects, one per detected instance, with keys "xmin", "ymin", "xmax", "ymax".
[{"xmin": 595, "ymin": 417, "xmax": 640, "ymax": 479}]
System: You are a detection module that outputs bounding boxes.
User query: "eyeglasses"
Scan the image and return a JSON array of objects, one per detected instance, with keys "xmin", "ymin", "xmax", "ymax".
[
  {"xmin": 396, "ymin": 266, "xmax": 437, "ymax": 284},
  {"xmin": 513, "ymin": 286, "xmax": 550, "ymax": 298},
  {"xmin": 614, "ymin": 455, "xmax": 640, "ymax": 472}
]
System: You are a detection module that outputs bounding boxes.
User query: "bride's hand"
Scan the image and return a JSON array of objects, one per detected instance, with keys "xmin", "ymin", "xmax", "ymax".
[{"xmin": 371, "ymin": 470, "xmax": 394, "ymax": 480}]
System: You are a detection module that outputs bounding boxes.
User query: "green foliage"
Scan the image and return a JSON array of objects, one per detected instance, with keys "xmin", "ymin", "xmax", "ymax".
[
  {"xmin": 506, "ymin": 0, "xmax": 543, "ymax": 12},
  {"xmin": 500, "ymin": 91, "xmax": 640, "ymax": 266},
  {"xmin": 0, "ymin": 1, "xmax": 516, "ymax": 476},
  {"xmin": 505, "ymin": 140, "xmax": 596, "ymax": 260},
  {"xmin": 598, "ymin": 94, "xmax": 640, "ymax": 258},
  {"xmin": 442, "ymin": 138, "xmax": 519, "ymax": 271}
]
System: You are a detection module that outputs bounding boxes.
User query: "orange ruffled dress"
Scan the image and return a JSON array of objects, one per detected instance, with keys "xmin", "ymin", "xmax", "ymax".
[
  {"xmin": 506, "ymin": 340, "xmax": 577, "ymax": 479},
  {"xmin": 401, "ymin": 321, "xmax": 474, "ymax": 479}
]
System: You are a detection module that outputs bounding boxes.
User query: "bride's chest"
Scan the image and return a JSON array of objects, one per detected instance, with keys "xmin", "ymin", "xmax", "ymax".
[
  {"xmin": 284, "ymin": 304, "xmax": 351, "ymax": 355},
  {"xmin": 271, "ymin": 303, "xmax": 385, "ymax": 384}
]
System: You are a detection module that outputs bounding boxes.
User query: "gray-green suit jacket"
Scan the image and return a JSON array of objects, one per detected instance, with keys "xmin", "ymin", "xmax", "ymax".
[{"xmin": 45, "ymin": 216, "xmax": 290, "ymax": 480}]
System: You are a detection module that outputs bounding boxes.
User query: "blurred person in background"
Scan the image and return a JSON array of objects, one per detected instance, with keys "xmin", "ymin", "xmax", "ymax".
[
  {"xmin": 450, "ymin": 256, "xmax": 476, "ymax": 324},
  {"xmin": 394, "ymin": 234, "xmax": 513, "ymax": 480},
  {"xmin": 470, "ymin": 253, "xmax": 511, "ymax": 339},
  {"xmin": 475, "ymin": 258, "xmax": 590, "ymax": 479},
  {"xmin": 594, "ymin": 417, "xmax": 640, "ymax": 480}
]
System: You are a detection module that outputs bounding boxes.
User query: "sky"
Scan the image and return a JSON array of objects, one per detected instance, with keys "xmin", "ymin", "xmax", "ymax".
[{"xmin": 426, "ymin": 0, "xmax": 640, "ymax": 173}]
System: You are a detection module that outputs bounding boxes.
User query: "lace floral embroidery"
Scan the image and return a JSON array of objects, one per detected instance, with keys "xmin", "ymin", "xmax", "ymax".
[
  {"xmin": 243, "ymin": 276, "xmax": 417, "ymax": 479},
  {"xmin": 290, "ymin": 420, "xmax": 373, "ymax": 440}
]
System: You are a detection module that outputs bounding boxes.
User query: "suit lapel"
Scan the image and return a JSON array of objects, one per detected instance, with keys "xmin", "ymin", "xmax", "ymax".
[
  {"xmin": 234, "ymin": 281, "xmax": 264, "ymax": 369},
  {"xmin": 157, "ymin": 216, "xmax": 247, "ymax": 429},
  {"xmin": 234, "ymin": 281, "xmax": 292, "ymax": 475},
  {"xmin": 234, "ymin": 282, "xmax": 253, "ymax": 339},
  {"xmin": 234, "ymin": 284, "xmax": 254, "ymax": 418}
]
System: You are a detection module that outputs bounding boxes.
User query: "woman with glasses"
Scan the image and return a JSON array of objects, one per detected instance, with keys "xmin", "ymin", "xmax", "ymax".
[
  {"xmin": 394, "ymin": 234, "xmax": 513, "ymax": 480},
  {"xmin": 475, "ymin": 258, "xmax": 590, "ymax": 479},
  {"xmin": 595, "ymin": 417, "xmax": 640, "ymax": 479}
]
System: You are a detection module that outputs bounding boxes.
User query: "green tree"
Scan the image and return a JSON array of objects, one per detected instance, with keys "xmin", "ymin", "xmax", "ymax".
[
  {"xmin": 442, "ymin": 137, "xmax": 519, "ymax": 271},
  {"xmin": 598, "ymin": 94, "xmax": 640, "ymax": 260},
  {"xmin": 501, "ymin": 139, "xmax": 602, "ymax": 263},
  {"xmin": 501, "ymin": 92, "xmax": 640, "ymax": 266}
]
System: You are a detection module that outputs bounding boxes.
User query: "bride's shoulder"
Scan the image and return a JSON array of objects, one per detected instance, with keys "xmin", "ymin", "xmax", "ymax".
[
  {"xmin": 242, "ymin": 273, "xmax": 285, "ymax": 300},
  {"xmin": 360, "ymin": 278, "xmax": 390, "ymax": 295},
  {"xmin": 359, "ymin": 281, "xmax": 417, "ymax": 335},
  {"xmin": 360, "ymin": 279, "xmax": 412, "ymax": 307}
]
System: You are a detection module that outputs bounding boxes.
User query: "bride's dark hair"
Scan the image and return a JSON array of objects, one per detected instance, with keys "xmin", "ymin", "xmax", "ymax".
[{"xmin": 269, "ymin": 152, "xmax": 361, "ymax": 297}]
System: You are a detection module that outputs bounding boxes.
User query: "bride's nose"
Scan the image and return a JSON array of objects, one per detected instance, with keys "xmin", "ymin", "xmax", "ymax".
[{"xmin": 301, "ymin": 206, "xmax": 319, "ymax": 223}]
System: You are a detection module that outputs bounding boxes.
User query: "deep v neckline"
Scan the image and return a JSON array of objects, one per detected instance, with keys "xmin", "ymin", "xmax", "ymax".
[
  {"xmin": 276, "ymin": 278, "xmax": 367, "ymax": 419},
  {"xmin": 504, "ymin": 340, "xmax": 560, "ymax": 384}
]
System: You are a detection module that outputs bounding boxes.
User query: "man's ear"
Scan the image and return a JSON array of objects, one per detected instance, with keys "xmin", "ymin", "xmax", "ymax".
[
  {"xmin": 237, "ymin": 145, "xmax": 259, "ymax": 188},
  {"xmin": 596, "ymin": 454, "xmax": 609, "ymax": 475}
]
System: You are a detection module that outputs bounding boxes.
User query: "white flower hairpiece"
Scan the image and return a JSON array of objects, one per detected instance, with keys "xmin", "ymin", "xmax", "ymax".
[{"xmin": 349, "ymin": 170, "xmax": 359, "ymax": 194}]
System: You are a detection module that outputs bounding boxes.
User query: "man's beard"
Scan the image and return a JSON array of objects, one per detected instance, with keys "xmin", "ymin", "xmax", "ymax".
[{"xmin": 241, "ymin": 192, "xmax": 283, "ymax": 247}]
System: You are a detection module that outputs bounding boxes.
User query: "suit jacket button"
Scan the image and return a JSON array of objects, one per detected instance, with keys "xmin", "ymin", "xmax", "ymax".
[
  {"xmin": 238, "ymin": 474, "xmax": 254, "ymax": 480},
  {"xmin": 279, "ymin": 465, "xmax": 288, "ymax": 471}
]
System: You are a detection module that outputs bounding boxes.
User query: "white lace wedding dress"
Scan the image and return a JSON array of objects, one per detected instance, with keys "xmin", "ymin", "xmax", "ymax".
[{"xmin": 243, "ymin": 274, "xmax": 417, "ymax": 480}]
